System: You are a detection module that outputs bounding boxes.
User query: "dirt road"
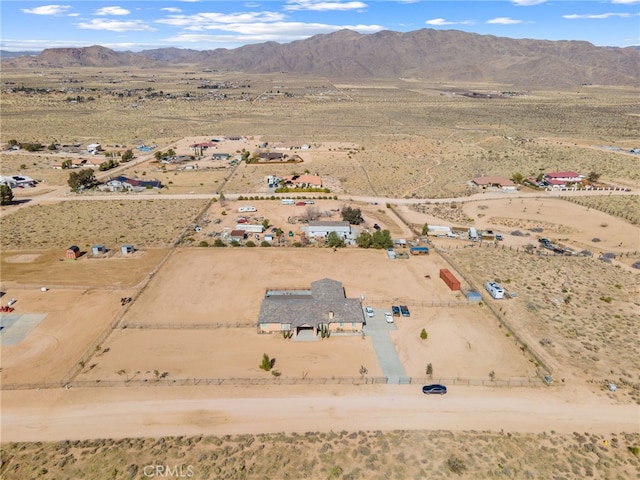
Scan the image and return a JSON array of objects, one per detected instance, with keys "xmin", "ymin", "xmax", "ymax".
[{"xmin": 2, "ymin": 385, "xmax": 637, "ymax": 442}]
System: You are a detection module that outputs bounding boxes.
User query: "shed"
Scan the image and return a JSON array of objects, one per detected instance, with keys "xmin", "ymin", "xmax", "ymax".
[
  {"xmin": 91, "ymin": 244, "xmax": 106, "ymax": 255},
  {"xmin": 439, "ymin": 269, "xmax": 461, "ymax": 291},
  {"xmin": 466, "ymin": 291, "xmax": 482, "ymax": 303},
  {"xmin": 121, "ymin": 244, "xmax": 135, "ymax": 254},
  {"xmin": 410, "ymin": 246, "xmax": 430, "ymax": 255},
  {"xmin": 387, "ymin": 249, "xmax": 396, "ymax": 259},
  {"xmin": 66, "ymin": 245, "xmax": 80, "ymax": 259},
  {"xmin": 229, "ymin": 230, "xmax": 246, "ymax": 242}
]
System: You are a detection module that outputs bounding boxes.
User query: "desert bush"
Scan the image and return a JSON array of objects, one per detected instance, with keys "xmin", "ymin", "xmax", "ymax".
[
  {"xmin": 446, "ymin": 456, "xmax": 467, "ymax": 475},
  {"xmin": 420, "ymin": 328, "xmax": 428, "ymax": 340}
]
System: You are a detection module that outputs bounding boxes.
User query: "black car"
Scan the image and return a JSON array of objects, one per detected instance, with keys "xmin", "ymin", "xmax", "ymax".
[
  {"xmin": 400, "ymin": 305, "xmax": 410, "ymax": 317},
  {"xmin": 422, "ymin": 384, "xmax": 447, "ymax": 395},
  {"xmin": 391, "ymin": 305, "xmax": 401, "ymax": 317}
]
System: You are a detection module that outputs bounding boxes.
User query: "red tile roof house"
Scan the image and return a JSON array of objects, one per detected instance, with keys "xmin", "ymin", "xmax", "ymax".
[
  {"xmin": 283, "ymin": 174, "xmax": 323, "ymax": 188},
  {"xmin": 543, "ymin": 171, "xmax": 585, "ymax": 186},
  {"xmin": 472, "ymin": 176, "xmax": 518, "ymax": 192},
  {"xmin": 258, "ymin": 278, "xmax": 365, "ymax": 337}
]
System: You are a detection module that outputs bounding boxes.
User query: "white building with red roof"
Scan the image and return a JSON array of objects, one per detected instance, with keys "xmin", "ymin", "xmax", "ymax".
[{"xmin": 543, "ymin": 171, "xmax": 585, "ymax": 185}]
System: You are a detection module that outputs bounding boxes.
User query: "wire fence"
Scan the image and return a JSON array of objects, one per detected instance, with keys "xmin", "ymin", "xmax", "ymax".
[
  {"xmin": 1, "ymin": 375, "xmax": 542, "ymax": 391},
  {"xmin": 119, "ymin": 322, "xmax": 257, "ymax": 329}
]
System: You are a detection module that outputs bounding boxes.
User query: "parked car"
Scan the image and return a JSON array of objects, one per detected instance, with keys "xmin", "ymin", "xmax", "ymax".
[
  {"xmin": 288, "ymin": 231, "xmax": 294, "ymax": 237},
  {"xmin": 391, "ymin": 306, "xmax": 401, "ymax": 317},
  {"xmin": 365, "ymin": 306, "xmax": 375, "ymax": 318},
  {"xmin": 384, "ymin": 312, "xmax": 394, "ymax": 323},
  {"xmin": 400, "ymin": 305, "xmax": 410, "ymax": 317},
  {"xmin": 422, "ymin": 384, "xmax": 447, "ymax": 395},
  {"xmin": 495, "ymin": 234, "xmax": 503, "ymax": 241}
]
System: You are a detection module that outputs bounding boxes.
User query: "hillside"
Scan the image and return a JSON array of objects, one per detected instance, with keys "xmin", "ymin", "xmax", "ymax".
[{"xmin": 3, "ymin": 28, "xmax": 639, "ymax": 87}]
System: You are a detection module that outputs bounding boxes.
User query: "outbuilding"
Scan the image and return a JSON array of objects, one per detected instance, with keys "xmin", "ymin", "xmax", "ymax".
[
  {"xmin": 91, "ymin": 244, "xmax": 106, "ymax": 255},
  {"xmin": 66, "ymin": 245, "xmax": 80, "ymax": 259},
  {"xmin": 121, "ymin": 244, "xmax": 135, "ymax": 255},
  {"xmin": 410, "ymin": 246, "xmax": 430, "ymax": 255}
]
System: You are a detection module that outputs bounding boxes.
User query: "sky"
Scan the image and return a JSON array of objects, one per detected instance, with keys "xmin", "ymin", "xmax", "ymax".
[{"xmin": 1, "ymin": 0, "xmax": 638, "ymax": 52}]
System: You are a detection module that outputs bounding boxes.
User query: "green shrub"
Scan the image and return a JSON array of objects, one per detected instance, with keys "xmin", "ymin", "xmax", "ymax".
[{"xmin": 420, "ymin": 328, "xmax": 428, "ymax": 340}]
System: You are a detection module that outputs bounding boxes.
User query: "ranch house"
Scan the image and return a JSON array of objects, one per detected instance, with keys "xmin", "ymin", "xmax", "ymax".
[
  {"xmin": 258, "ymin": 278, "xmax": 365, "ymax": 337},
  {"xmin": 472, "ymin": 176, "xmax": 518, "ymax": 191},
  {"xmin": 543, "ymin": 171, "xmax": 585, "ymax": 186}
]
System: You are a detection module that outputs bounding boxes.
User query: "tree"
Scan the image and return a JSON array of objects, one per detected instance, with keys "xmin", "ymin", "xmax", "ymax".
[
  {"xmin": 0, "ymin": 184, "xmax": 14, "ymax": 205},
  {"xmin": 341, "ymin": 206, "xmax": 363, "ymax": 225},
  {"xmin": 67, "ymin": 169, "xmax": 96, "ymax": 192},
  {"xmin": 421, "ymin": 223, "xmax": 429, "ymax": 236},
  {"xmin": 426, "ymin": 363, "xmax": 433, "ymax": 378},
  {"xmin": 47, "ymin": 142, "xmax": 57, "ymax": 151},
  {"xmin": 154, "ymin": 150, "xmax": 164, "ymax": 161},
  {"xmin": 587, "ymin": 171, "xmax": 601, "ymax": 183},
  {"xmin": 61, "ymin": 159, "xmax": 72, "ymax": 169},
  {"xmin": 260, "ymin": 241, "xmax": 271, "ymax": 247},
  {"xmin": 262, "ymin": 219, "xmax": 270, "ymax": 230},
  {"xmin": 420, "ymin": 328, "xmax": 428, "ymax": 340},
  {"xmin": 8, "ymin": 139, "xmax": 18, "ymax": 146},
  {"xmin": 371, "ymin": 229, "xmax": 393, "ymax": 249},
  {"xmin": 245, "ymin": 240, "xmax": 256, "ymax": 247},
  {"xmin": 121, "ymin": 149, "xmax": 134, "ymax": 162},
  {"xmin": 259, "ymin": 353, "xmax": 272, "ymax": 371},
  {"xmin": 511, "ymin": 172, "xmax": 524, "ymax": 184},
  {"xmin": 356, "ymin": 231, "xmax": 373, "ymax": 248},
  {"xmin": 326, "ymin": 231, "xmax": 345, "ymax": 248},
  {"xmin": 166, "ymin": 148, "xmax": 175, "ymax": 157}
]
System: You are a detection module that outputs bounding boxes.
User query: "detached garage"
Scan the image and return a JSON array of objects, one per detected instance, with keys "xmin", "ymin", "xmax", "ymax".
[{"xmin": 66, "ymin": 245, "xmax": 80, "ymax": 259}]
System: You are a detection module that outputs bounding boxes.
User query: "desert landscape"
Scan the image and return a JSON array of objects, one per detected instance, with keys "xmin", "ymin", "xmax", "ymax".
[{"xmin": 1, "ymin": 34, "xmax": 639, "ymax": 479}]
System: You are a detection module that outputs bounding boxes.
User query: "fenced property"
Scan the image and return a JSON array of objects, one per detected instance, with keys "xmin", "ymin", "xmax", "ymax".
[{"xmin": 1, "ymin": 375, "xmax": 542, "ymax": 391}]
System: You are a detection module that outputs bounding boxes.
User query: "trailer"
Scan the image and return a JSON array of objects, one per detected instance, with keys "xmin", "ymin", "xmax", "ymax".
[
  {"xmin": 281, "ymin": 199, "xmax": 295, "ymax": 205},
  {"xmin": 439, "ymin": 269, "xmax": 461, "ymax": 291},
  {"xmin": 238, "ymin": 206, "xmax": 257, "ymax": 213},
  {"xmin": 236, "ymin": 224, "xmax": 264, "ymax": 233},
  {"xmin": 485, "ymin": 282, "xmax": 505, "ymax": 299},
  {"xmin": 410, "ymin": 246, "xmax": 430, "ymax": 255}
]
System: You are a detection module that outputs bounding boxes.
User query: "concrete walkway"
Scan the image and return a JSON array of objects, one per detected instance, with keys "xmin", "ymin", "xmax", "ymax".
[{"xmin": 362, "ymin": 308, "xmax": 407, "ymax": 384}]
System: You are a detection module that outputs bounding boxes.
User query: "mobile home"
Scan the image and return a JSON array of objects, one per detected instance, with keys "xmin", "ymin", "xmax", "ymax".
[{"xmin": 485, "ymin": 282, "xmax": 505, "ymax": 299}]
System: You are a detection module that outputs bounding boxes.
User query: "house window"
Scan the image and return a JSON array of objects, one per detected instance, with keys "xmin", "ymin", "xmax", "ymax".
[
  {"xmin": 281, "ymin": 324, "xmax": 291, "ymax": 331},
  {"xmin": 352, "ymin": 323, "xmax": 357, "ymax": 328},
  {"xmin": 340, "ymin": 322, "xmax": 345, "ymax": 327},
  {"xmin": 260, "ymin": 323, "xmax": 267, "ymax": 329}
]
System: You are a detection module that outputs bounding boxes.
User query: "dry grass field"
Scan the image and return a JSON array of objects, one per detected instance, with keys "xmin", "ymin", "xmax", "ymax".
[
  {"xmin": 2, "ymin": 66, "xmax": 639, "ymax": 478},
  {"xmin": 0, "ymin": 199, "xmax": 208, "ymax": 249},
  {"xmin": 2, "ymin": 67, "xmax": 638, "ymax": 199},
  {"xmin": 2, "ymin": 429, "xmax": 638, "ymax": 480}
]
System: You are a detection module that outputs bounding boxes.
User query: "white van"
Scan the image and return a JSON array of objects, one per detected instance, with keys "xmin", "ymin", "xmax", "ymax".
[
  {"xmin": 485, "ymin": 282, "xmax": 505, "ymax": 299},
  {"xmin": 238, "ymin": 206, "xmax": 257, "ymax": 213},
  {"xmin": 281, "ymin": 199, "xmax": 295, "ymax": 205}
]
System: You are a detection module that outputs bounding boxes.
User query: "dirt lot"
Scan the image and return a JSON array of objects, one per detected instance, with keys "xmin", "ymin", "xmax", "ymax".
[{"xmin": 0, "ymin": 287, "xmax": 125, "ymax": 384}]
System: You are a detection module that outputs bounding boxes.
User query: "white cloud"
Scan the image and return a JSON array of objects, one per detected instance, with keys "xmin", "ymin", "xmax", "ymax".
[
  {"xmin": 425, "ymin": 18, "xmax": 474, "ymax": 26},
  {"xmin": 487, "ymin": 17, "xmax": 523, "ymax": 25},
  {"xmin": 511, "ymin": 0, "xmax": 546, "ymax": 6},
  {"xmin": 611, "ymin": 0, "xmax": 640, "ymax": 4},
  {"xmin": 284, "ymin": 1, "xmax": 367, "ymax": 12},
  {"xmin": 161, "ymin": 7, "xmax": 182, "ymax": 13},
  {"xmin": 95, "ymin": 6, "xmax": 130, "ymax": 16},
  {"xmin": 563, "ymin": 12, "xmax": 633, "ymax": 19},
  {"xmin": 164, "ymin": 22, "xmax": 383, "ymax": 43},
  {"xmin": 77, "ymin": 19, "xmax": 157, "ymax": 32},
  {"xmin": 21, "ymin": 5, "xmax": 72, "ymax": 15},
  {"xmin": 157, "ymin": 11, "xmax": 286, "ymax": 29}
]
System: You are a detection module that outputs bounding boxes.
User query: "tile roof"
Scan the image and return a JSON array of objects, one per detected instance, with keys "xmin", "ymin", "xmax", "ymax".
[{"xmin": 258, "ymin": 278, "xmax": 364, "ymax": 328}]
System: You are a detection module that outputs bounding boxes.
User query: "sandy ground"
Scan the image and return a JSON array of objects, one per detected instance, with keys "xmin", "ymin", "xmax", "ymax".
[{"xmin": 2, "ymin": 384, "xmax": 638, "ymax": 442}]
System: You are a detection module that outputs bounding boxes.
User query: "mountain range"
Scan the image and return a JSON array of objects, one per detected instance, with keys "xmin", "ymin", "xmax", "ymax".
[{"xmin": 4, "ymin": 29, "xmax": 639, "ymax": 87}]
